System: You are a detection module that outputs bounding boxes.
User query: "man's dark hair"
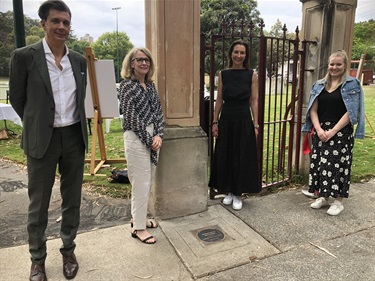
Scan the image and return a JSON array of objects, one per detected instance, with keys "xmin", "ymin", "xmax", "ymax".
[{"xmin": 38, "ymin": 0, "xmax": 71, "ymax": 20}]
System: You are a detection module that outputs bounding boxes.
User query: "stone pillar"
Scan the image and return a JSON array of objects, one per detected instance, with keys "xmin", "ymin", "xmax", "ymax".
[
  {"xmin": 145, "ymin": 0, "xmax": 208, "ymax": 219},
  {"xmin": 299, "ymin": 0, "xmax": 358, "ymax": 175}
]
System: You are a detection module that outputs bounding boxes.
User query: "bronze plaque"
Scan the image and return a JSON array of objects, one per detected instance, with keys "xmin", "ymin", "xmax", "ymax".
[{"xmin": 197, "ymin": 228, "xmax": 225, "ymax": 243}]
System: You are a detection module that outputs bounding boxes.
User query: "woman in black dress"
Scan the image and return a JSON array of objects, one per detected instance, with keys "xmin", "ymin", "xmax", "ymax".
[{"xmin": 209, "ymin": 40, "xmax": 261, "ymax": 210}]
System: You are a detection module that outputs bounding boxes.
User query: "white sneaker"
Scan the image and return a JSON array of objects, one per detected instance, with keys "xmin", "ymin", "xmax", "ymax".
[
  {"xmin": 310, "ymin": 197, "xmax": 330, "ymax": 209},
  {"xmin": 327, "ymin": 200, "xmax": 344, "ymax": 216},
  {"xmin": 301, "ymin": 186, "xmax": 318, "ymax": 199},
  {"xmin": 232, "ymin": 196, "xmax": 242, "ymax": 210},
  {"xmin": 223, "ymin": 193, "xmax": 233, "ymax": 205}
]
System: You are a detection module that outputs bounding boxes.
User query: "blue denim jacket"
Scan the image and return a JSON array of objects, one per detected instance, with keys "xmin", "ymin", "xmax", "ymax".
[{"xmin": 302, "ymin": 76, "xmax": 365, "ymax": 139}]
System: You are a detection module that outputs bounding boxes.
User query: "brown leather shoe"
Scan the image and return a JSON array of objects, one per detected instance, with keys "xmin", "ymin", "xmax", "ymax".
[
  {"xmin": 30, "ymin": 263, "xmax": 47, "ymax": 281},
  {"xmin": 62, "ymin": 253, "xmax": 79, "ymax": 279}
]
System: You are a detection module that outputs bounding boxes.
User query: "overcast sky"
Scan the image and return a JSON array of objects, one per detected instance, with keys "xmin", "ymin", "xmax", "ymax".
[{"xmin": 1, "ymin": 0, "xmax": 374, "ymax": 47}]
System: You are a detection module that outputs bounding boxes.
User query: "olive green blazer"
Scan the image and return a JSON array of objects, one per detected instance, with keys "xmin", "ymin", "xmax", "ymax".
[{"xmin": 9, "ymin": 41, "xmax": 88, "ymax": 158}]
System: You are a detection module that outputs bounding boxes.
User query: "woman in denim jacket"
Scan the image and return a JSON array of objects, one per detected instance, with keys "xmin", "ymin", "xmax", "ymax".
[{"xmin": 302, "ymin": 50, "xmax": 365, "ymax": 216}]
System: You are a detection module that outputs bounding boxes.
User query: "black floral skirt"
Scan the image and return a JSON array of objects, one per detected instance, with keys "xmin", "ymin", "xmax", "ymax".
[{"xmin": 308, "ymin": 122, "xmax": 354, "ymax": 198}]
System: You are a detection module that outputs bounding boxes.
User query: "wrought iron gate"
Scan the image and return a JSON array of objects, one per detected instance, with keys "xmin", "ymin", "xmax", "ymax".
[{"xmin": 200, "ymin": 20, "xmax": 312, "ymax": 197}]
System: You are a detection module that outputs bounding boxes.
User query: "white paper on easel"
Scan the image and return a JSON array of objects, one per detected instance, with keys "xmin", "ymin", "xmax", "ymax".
[{"xmin": 85, "ymin": 60, "xmax": 119, "ymax": 119}]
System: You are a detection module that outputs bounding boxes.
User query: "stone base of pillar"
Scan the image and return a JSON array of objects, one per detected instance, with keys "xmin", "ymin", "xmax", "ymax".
[{"xmin": 149, "ymin": 127, "xmax": 208, "ymax": 219}]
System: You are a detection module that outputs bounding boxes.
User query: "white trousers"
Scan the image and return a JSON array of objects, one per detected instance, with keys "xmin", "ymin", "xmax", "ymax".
[{"xmin": 124, "ymin": 124, "xmax": 156, "ymax": 230}]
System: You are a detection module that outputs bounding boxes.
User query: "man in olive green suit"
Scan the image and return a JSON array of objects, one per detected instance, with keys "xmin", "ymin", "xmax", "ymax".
[{"xmin": 9, "ymin": 1, "xmax": 87, "ymax": 280}]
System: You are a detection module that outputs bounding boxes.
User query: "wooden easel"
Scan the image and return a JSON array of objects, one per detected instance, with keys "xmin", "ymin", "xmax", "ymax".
[{"xmin": 84, "ymin": 47, "xmax": 125, "ymax": 175}]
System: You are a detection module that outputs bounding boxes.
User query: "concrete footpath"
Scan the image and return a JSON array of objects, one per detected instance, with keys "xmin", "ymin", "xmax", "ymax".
[{"xmin": 0, "ymin": 159, "xmax": 374, "ymax": 280}]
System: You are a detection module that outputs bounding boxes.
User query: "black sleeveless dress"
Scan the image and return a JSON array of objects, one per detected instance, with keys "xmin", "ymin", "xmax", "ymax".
[{"xmin": 209, "ymin": 69, "xmax": 261, "ymax": 195}]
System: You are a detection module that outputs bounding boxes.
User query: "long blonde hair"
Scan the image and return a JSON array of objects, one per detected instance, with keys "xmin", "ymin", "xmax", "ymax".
[
  {"xmin": 120, "ymin": 47, "xmax": 155, "ymax": 83},
  {"xmin": 323, "ymin": 50, "xmax": 349, "ymax": 90}
]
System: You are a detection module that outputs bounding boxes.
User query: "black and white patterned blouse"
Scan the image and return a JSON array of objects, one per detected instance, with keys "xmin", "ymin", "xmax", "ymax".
[{"xmin": 119, "ymin": 78, "xmax": 165, "ymax": 165}]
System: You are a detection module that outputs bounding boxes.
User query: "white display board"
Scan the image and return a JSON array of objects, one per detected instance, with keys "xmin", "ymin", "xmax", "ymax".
[{"xmin": 85, "ymin": 60, "xmax": 119, "ymax": 119}]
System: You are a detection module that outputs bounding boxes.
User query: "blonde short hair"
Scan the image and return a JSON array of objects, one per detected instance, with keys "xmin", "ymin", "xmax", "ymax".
[{"xmin": 120, "ymin": 47, "xmax": 155, "ymax": 83}]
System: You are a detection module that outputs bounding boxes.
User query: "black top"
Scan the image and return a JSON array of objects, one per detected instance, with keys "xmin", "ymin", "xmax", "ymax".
[
  {"xmin": 318, "ymin": 86, "xmax": 347, "ymax": 123},
  {"xmin": 222, "ymin": 69, "xmax": 252, "ymax": 102},
  {"xmin": 220, "ymin": 69, "xmax": 253, "ymax": 120}
]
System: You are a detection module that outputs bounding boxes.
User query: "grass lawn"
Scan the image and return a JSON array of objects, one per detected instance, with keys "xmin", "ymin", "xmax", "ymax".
[
  {"xmin": 0, "ymin": 113, "xmax": 130, "ymax": 198},
  {"xmin": 351, "ymin": 85, "xmax": 375, "ymax": 182},
  {"xmin": 1, "ymin": 85, "xmax": 374, "ymax": 198}
]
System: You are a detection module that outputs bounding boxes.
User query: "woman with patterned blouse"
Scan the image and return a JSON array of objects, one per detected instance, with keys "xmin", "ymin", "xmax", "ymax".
[{"xmin": 119, "ymin": 47, "xmax": 165, "ymax": 244}]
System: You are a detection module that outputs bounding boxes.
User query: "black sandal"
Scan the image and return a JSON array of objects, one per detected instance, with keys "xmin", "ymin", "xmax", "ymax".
[
  {"xmin": 130, "ymin": 219, "xmax": 158, "ymax": 229},
  {"xmin": 131, "ymin": 230, "xmax": 156, "ymax": 244},
  {"xmin": 147, "ymin": 221, "xmax": 158, "ymax": 228}
]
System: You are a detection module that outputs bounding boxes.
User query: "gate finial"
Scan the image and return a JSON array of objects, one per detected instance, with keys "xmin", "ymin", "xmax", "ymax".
[
  {"xmin": 258, "ymin": 19, "xmax": 265, "ymax": 36},
  {"xmin": 282, "ymin": 24, "xmax": 288, "ymax": 39}
]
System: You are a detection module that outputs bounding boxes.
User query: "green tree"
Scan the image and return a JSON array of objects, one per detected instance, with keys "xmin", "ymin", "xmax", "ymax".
[
  {"xmin": 265, "ymin": 19, "xmax": 300, "ymax": 77},
  {"xmin": 200, "ymin": 0, "xmax": 261, "ymax": 75},
  {"xmin": 0, "ymin": 11, "xmax": 40, "ymax": 77},
  {"xmin": 65, "ymin": 33, "xmax": 91, "ymax": 55},
  {"xmin": 29, "ymin": 25, "xmax": 45, "ymax": 38},
  {"xmin": 24, "ymin": 15, "xmax": 40, "ymax": 30},
  {"xmin": 26, "ymin": 35, "xmax": 42, "ymax": 45},
  {"xmin": 268, "ymin": 19, "xmax": 284, "ymax": 37},
  {"xmin": 201, "ymin": 0, "xmax": 260, "ymax": 37},
  {"xmin": 66, "ymin": 39, "xmax": 91, "ymax": 56},
  {"xmin": 0, "ymin": 10, "xmax": 92, "ymax": 77},
  {"xmin": 0, "ymin": 11, "xmax": 15, "ymax": 76},
  {"xmin": 91, "ymin": 32, "xmax": 134, "ymax": 82},
  {"xmin": 352, "ymin": 20, "xmax": 375, "ymax": 61},
  {"xmin": 266, "ymin": 19, "xmax": 286, "ymax": 77},
  {"xmin": 269, "ymin": 19, "xmax": 298, "ymax": 41}
]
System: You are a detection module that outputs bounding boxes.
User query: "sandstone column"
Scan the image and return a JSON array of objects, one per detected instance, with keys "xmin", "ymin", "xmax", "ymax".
[
  {"xmin": 145, "ymin": 0, "xmax": 208, "ymax": 219},
  {"xmin": 299, "ymin": 0, "xmax": 358, "ymax": 175}
]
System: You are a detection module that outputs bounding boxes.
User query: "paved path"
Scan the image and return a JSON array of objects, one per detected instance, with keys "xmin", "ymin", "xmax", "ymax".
[{"xmin": 1, "ymin": 159, "xmax": 374, "ymax": 280}]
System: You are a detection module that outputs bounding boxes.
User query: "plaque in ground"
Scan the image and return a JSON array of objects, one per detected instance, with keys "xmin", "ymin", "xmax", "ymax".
[{"xmin": 193, "ymin": 225, "xmax": 226, "ymax": 243}]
